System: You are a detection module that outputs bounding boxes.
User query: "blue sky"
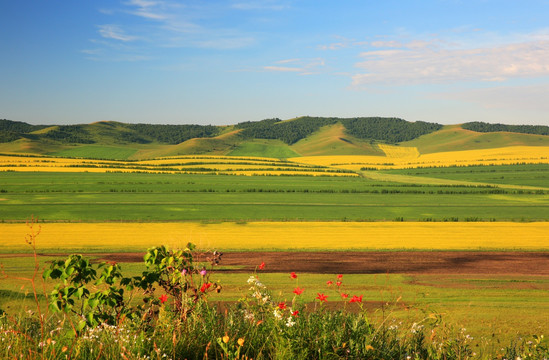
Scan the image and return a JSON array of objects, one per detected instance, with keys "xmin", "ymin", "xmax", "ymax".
[{"xmin": 1, "ymin": 0, "xmax": 549, "ymax": 126}]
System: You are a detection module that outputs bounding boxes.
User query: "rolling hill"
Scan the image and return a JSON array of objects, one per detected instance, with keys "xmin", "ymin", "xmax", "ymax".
[{"xmin": 0, "ymin": 117, "xmax": 548, "ymax": 160}]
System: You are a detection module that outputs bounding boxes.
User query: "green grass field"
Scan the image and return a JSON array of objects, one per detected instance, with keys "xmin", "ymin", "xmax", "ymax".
[{"xmin": 0, "ymin": 169, "xmax": 547, "ymax": 222}]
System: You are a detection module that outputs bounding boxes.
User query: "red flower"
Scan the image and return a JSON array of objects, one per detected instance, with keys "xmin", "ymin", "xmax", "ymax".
[
  {"xmin": 341, "ymin": 293, "xmax": 349, "ymax": 299},
  {"xmin": 326, "ymin": 280, "xmax": 333, "ymax": 286},
  {"xmin": 200, "ymin": 282, "xmax": 212, "ymax": 293},
  {"xmin": 349, "ymin": 295, "xmax": 363, "ymax": 303},
  {"xmin": 290, "ymin": 272, "xmax": 297, "ymax": 279},
  {"xmin": 336, "ymin": 281, "xmax": 342, "ymax": 287},
  {"xmin": 291, "ymin": 310, "xmax": 299, "ymax": 317},
  {"xmin": 316, "ymin": 293, "xmax": 328, "ymax": 302},
  {"xmin": 293, "ymin": 287, "xmax": 304, "ymax": 295},
  {"xmin": 258, "ymin": 262, "xmax": 265, "ymax": 270},
  {"xmin": 337, "ymin": 274, "xmax": 343, "ymax": 280},
  {"xmin": 278, "ymin": 302, "xmax": 286, "ymax": 310},
  {"xmin": 159, "ymin": 294, "xmax": 168, "ymax": 304}
]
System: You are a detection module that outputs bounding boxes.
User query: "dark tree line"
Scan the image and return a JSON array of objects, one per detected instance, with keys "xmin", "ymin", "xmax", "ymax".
[
  {"xmin": 127, "ymin": 124, "xmax": 221, "ymax": 144},
  {"xmin": 43, "ymin": 125, "xmax": 96, "ymax": 144},
  {"xmin": 0, "ymin": 119, "xmax": 48, "ymax": 143},
  {"xmin": 238, "ymin": 117, "xmax": 339, "ymax": 144},
  {"xmin": 340, "ymin": 117, "xmax": 442, "ymax": 143},
  {"xmin": 462, "ymin": 122, "xmax": 549, "ymax": 136},
  {"xmin": 237, "ymin": 116, "xmax": 442, "ymax": 144}
]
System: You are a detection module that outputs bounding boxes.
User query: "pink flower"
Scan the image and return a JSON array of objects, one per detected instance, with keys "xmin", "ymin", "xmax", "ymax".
[
  {"xmin": 293, "ymin": 287, "xmax": 304, "ymax": 295},
  {"xmin": 159, "ymin": 294, "xmax": 168, "ymax": 304},
  {"xmin": 181, "ymin": 269, "xmax": 188, "ymax": 276},
  {"xmin": 290, "ymin": 272, "xmax": 297, "ymax": 279},
  {"xmin": 200, "ymin": 269, "xmax": 207, "ymax": 276},
  {"xmin": 349, "ymin": 295, "xmax": 363, "ymax": 303},
  {"xmin": 258, "ymin": 262, "xmax": 265, "ymax": 270},
  {"xmin": 316, "ymin": 293, "xmax": 328, "ymax": 302}
]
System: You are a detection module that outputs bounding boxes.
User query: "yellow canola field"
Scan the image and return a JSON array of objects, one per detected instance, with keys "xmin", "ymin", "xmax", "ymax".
[
  {"xmin": 291, "ymin": 146, "xmax": 549, "ymax": 170},
  {"xmin": 0, "ymin": 155, "xmax": 345, "ymax": 176},
  {"xmin": 377, "ymin": 144, "xmax": 419, "ymax": 159},
  {"xmin": 2, "ymin": 222, "xmax": 548, "ymax": 253}
]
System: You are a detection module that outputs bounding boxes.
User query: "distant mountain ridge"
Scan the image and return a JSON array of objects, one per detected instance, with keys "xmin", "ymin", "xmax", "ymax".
[{"xmin": 1, "ymin": 117, "xmax": 548, "ymax": 160}]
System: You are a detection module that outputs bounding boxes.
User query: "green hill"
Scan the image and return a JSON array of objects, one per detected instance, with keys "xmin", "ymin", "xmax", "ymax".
[{"xmin": 1, "ymin": 117, "xmax": 548, "ymax": 159}]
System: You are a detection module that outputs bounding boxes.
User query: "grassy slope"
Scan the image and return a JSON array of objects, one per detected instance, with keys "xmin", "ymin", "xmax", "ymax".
[
  {"xmin": 130, "ymin": 129, "xmax": 243, "ymax": 159},
  {"xmin": 290, "ymin": 123, "xmax": 385, "ymax": 156},
  {"xmin": 3, "ymin": 121, "xmax": 549, "ymax": 159},
  {"xmin": 228, "ymin": 139, "xmax": 300, "ymax": 158},
  {"xmin": 402, "ymin": 124, "xmax": 549, "ymax": 154}
]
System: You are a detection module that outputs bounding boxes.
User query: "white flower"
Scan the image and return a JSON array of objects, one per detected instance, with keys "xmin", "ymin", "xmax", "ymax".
[
  {"xmin": 273, "ymin": 309, "xmax": 282, "ymax": 320},
  {"xmin": 285, "ymin": 317, "xmax": 296, "ymax": 327}
]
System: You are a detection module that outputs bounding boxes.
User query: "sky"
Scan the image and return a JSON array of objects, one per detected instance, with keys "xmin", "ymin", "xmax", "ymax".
[{"xmin": 1, "ymin": 0, "xmax": 549, "ymax": 126}]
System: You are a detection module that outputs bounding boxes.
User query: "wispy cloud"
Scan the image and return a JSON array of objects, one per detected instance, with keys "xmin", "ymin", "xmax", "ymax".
[
  {"xmin": 98, "ymin": 24, "xmax": 137, "ymax": 41},
  {"xmin": 352, "ymin": 37, "xmax": 549, "ymax": 86},
  {"xmin": 263, "ymin": 58, "xmax": 325, "ymax": 75},
  {"xmin": 88, "ymin": 0, "xmax": 261, "ymax": 59},
  {"xmin": 124, "ymin": 0, "xmax": 169, "ymax": 20},
  {"xmin": 231, "ymin": 0, "xmax": 289, "ymax": 11}
]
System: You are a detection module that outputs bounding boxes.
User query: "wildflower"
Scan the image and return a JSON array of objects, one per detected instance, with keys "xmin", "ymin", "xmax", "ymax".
[
  {"xmin": 200, "ymin": 282, "xmax": 212, "ymax": 293},
  {"xmin": 336, "ymin": 281, "xmax": 342, "ymax": 287},
  {"xmin": 237, "ymin": 338, "xmax": 245, "ymax": 347},
  {"xmin": 337, "ymin": 274, "xmax": 343, "ymax": 279},
  {"xmin": 286, "ymin": 317, "xmax": 296, "ymax": 327},
  {"xmin": 278, "ymin": 302, "xmax": 287, "ymax": 310},
  {"xmin": 316, "ymin": 293, "xmax": 328, "ymax": 302},
  {"xmin": 258, "ymin": 262, "xmax": 265, "ymax": 270},
  {"xmin": 291, "ymin": 310, "xmax": 299, "ymax": 317},
  {"xmin": 273, "ymin": 309, "xmax": 283, "ymax": 320},
  {"xmin": 223, "ymin": 335, "xmax": 229, "ymax": 344},
  {"xmin": 349, "ymin": 295, "xmax": 363, "ymax": 303},
  {"xmin": 290, "ymin": 272, "xmax": 297, "ymax": 279},
  {"xmin": 181, "ymin": 269, "xmax": 187, "ymax": 276},
  {"xmin": 293, "ymin": 287, "xmax": 304, "ymax": 295},
  {"xmin": 200, "ymin": 269, "xmax": 207, "ymax": 276},
  {"xmin": 326, "ymin": 280, "xmax": 333, "ymax": 286},
  {"xmin": 159, "ymin": 294, "xmax": 168, "ymax": 304},
  {"xmin": 341, "ymin": 293, "xmax": 349, "ymax": 299}
]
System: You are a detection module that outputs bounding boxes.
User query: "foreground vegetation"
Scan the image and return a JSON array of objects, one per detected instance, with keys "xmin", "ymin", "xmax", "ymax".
[{"xmin": 1, "ymin": 229, "xmax": 547, "ymax": 359}]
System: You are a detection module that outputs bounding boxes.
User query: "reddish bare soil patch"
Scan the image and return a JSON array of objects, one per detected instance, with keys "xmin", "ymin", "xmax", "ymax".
[
  {"xmin": 3, "ymin": 251, "xmax": 548, "ymax": 275},
  {"xmin": 92, "ymin": 251, "xmax": 549, "ymax": 275}
]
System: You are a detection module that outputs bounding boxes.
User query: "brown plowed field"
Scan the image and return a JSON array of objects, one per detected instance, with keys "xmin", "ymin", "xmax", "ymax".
[
  {"xmin": 3, "ymin": 251, "xmax": 548, "ymax": 275},
  {"xmin": 93, "ymin": 251, "xmax": 549, "ymax": 275}
]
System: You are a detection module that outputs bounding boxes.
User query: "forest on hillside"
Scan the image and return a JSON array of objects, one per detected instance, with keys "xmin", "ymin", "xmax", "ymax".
[
  {"xmin": 462, "ymin": 121, "xmax": 549, "ymax": 135},
  {"xmin": 2, "ymin": 118, "xmax": 549, "ymax": 146},
  {"xmin": 237, "ymin": 117, "xmax": 443, "ymax": 144}
]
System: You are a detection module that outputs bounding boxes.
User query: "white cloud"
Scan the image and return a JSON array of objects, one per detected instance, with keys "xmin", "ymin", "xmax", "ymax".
[
  {"xmin": 263, "ymin": 58, "xmax": 325, "ymax": 75},
  {"xmin": 98, "ymin": 24, "xmax": 137, "ymax": 41},
  {"xmin": 263, "ymin": 66, "xmax": 301, "ymax": 72},
  {"xmin": 352, "ymin": 37, "xmax": 549, "ymax": 86}
]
